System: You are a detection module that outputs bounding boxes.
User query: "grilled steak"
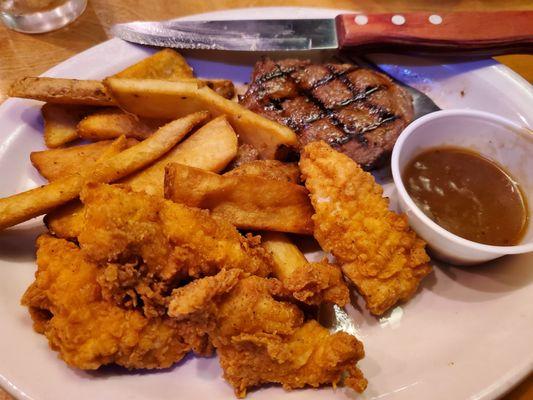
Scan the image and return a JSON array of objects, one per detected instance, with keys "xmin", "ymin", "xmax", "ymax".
[{"xmin": 239, "ymin": 58, "xmax": 414, "ymax": 170}]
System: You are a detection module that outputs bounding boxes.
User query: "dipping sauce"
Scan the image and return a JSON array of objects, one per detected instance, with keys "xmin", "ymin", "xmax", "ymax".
[{"xmin": 403, "ymin": 147, "xmax": 528, "ymax": 246}]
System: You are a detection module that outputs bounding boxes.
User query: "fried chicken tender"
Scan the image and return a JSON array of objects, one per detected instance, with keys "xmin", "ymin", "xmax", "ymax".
[
  {"xmin": 261, "ymin": 232, "xmax": 349, "ymax": 306},
  {"xmin": 225, "ymin": 159, "xmax": 301, "ymax": 184},
  {"xmin": 169, "ymin": 272, "xmax": 367, "ymax": 397},
  {"xmin": 21, "ymin": 235, "xmax": 211, "ymax": 370},
  {"xmin": 78, "ymin": 184, "xmax": 272, "ymax": 315},
  {"xmin": 300, "ymin": 141, "xmax": 431, "ymax": 315},
  {"xmin": 168, "ymin": 268, "xmax": 242, "ymax": 321}
]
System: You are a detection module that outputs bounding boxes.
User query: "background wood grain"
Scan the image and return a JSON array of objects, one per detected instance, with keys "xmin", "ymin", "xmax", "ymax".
[{"xmin": 0, "ymin": 1, "xmax": 531, "ymax": 399}]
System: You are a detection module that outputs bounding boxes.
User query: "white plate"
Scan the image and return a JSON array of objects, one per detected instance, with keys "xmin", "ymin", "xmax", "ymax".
[{"xmin": 1, "ymin": 7, "xmax": 532, "ymax": 400}]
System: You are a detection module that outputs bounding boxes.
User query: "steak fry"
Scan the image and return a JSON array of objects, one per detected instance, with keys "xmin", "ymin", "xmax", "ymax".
[
  {"xmin": 261, "ymin": 231, "xmax": 349, "ymax": 306},
  {"xmin": 300, "ymin": 141, "xmax": 432, "ymax": 315}
]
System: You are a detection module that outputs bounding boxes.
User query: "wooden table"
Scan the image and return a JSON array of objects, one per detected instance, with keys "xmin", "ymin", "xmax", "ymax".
[{"xmin": 0, "ymin": 1, "xmax": 531, "ymax": 399}]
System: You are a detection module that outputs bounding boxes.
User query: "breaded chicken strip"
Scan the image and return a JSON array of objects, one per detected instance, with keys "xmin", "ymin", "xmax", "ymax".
[
  {"xmin": 21, "ymin": 235, "xmax": 210, "ymax": 370},
  {"xmin": 78, "ymin": 184, "xmax": 272, "ymax": 316},
  {"xmin": 261, "ymin": 232, "xmax": 349, "ymax": 306},
  {"xmin": 300, "ymin": 142, "xmax": 431, "ymax": 315},
  {"xmin": 169, "ymin": 272, "xmax": 367, "ymax": 397},
  {"xmin": 168, "ymin": 268, "xmax": 242, "ymax": 321}
]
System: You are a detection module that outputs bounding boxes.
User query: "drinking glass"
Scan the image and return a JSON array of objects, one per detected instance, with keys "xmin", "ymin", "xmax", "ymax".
[{"xmin": 0, "ymin": 0, "xmax": 87, "ymax": 33}]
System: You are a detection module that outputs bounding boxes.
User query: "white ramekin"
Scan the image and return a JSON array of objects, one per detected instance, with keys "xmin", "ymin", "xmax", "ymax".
[{"xmin": 391, "ymin": 109, "xmax": 533, "ymax": 265}]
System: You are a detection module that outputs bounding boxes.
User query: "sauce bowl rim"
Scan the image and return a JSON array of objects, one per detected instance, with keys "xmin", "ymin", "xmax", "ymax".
[{"xmin": 391, "ymin": 108, "xmax": 533, "ymax": 255}]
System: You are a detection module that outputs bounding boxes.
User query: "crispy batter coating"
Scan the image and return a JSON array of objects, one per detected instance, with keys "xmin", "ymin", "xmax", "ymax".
[
  {"xmin": 78, "ymin": 184, "xmax": 272, "ymax": 316},
  {"xmin": 207, "ymin": 275, "xmax": 367, "ymax": 397},
  {"xmin": 225, "ymin": 159, "xmax": 301, "ymax": 184},
  {"xmin": 261, "ymin": 232, "xmax": 349, "ymax": 306},
  {"xmin": 300, "ymin": 141, "xmax": 431, "ymax": 315},
  {"xmin": 169, "ymin": 272, "xmax": 366, "ymax": 397},
  {"xmin": 168, "ymin": 268, "xmax": 242, "ymax": 321},
  {"xmin": 21, "ymin": 235, "xmax": 211, "ymax": 370},
  {"xmin": 285, "ymin": 259, "xmax": 350, "ymax": 306}
]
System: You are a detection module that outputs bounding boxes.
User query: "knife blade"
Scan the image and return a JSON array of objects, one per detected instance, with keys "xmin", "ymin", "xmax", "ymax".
[
  {"xmin": 111, "ymin": 19, "xmax": 337, "ymax": 51},
  {"xmin": 112, "ymin": 11, "xmax": 533, "ymax": 55}
]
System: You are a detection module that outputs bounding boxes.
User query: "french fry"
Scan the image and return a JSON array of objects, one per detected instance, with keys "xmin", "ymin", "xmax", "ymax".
[
  {"xmin": 10, "ymin": 77, "xmax": 115, "ymax": 106},
  {"xmin": 189, "ymin": 78, "xmax": 235, "ymax": 100},
  {"xmin": 261, "ymin": 231, "xmax": 349, "ymax": 306},
  {"xmin": 10, "ymin": 75, "xmax": 235, "ymax": 108},
  {"xmin": 124, "ymin": 115, "xmax": 237, "ymax": 196},
  {"xmin": 113, "ymin": 49, "xmax": 194, "ymax": 79},
  {"xmin": 46, "ymin": 114, "xmax": 236, "ymax": 237},
  {"xmin": 77, "ymin": 108, "xmax": 165, "ymax": 141},
  {"xmin": 261, "ymin": 232, "xmax": 309, "ymax": 281},
  {"xmin": 44, "ymin": 200, "xmax": 85, "ymax": 239},
  {"xmin": 41, "ymin": 103, "xmax": 95, "ymax": 148},
  {"xmin": 164, "ymin": 163, "xmax": 313, "ymax": 234},
  {"xmin": 44, "ymin": 136, "xmax": 130, "ymax": 239},
  {"xmin": 104, "ymin": 78, "xmax": 297, "ymax": 159},
  {"xmin": 31, "ymin": 138, "xmax": 138, "ymax": 181},
  {"xmin": 225, "ymin": 160, "xmax": 300, "ymax": 184},
  {"xmin": 0, "ymin": 112, "xmax": 208, "ymax": 231},
  {"xmin": 112, "ymin": 49, "xmax": 235, "ymax": 98}
]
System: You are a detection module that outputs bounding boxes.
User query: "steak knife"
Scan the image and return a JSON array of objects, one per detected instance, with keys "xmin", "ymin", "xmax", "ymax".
[{"xmin": 112, "ymin": 11, "xmax": 533, "ymax": 55}]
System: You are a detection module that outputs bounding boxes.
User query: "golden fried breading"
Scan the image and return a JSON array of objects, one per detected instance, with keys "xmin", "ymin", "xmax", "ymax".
[
  {"xmin": 78, "ymin": 184, "xmax": 272, "ymax": 316},
  {"xmin": 168, "ymin": 268, "xmax": 242, "ymax": 321},
  {"xmin": 261, "ymin": 232, "xmax": 349, "ymax": 306},
  {"xmin": 21, "ymin": 235, "xmax": 211, "ymax": 370},
  {"xmin": 284, "ymin": 259, "xmax": 349, "ymax": 306},
  {"xmin": 225, "ymin": 159, "xmax": 300, "ymax": 184},
  {"xmin": 207, "ymin": 275, "xmax": 367, "ymax": 397},
  {"xmin": 300, "ymin": 141, "xmax": 431, "ymax": 315}
]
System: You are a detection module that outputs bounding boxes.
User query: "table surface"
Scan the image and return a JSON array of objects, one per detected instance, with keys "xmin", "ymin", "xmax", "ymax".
[{"xmin": 0, "ymin": 1, "xmax": 531, "ymax": 399}]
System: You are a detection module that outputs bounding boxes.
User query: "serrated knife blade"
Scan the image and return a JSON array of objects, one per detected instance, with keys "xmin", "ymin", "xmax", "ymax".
[
  {"xmin": 111, "ymin": 12, "xmax": 533, "ymax": 55},
  {"xmin": 111, "ymin": 19, "xmax": 338, "ymax": 51}
]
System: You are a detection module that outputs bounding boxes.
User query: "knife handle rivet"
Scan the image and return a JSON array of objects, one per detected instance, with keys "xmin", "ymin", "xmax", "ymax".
[
  {"xmin": 428, "ymin": 14, "xmax": 443, "ymax": 25},
  {"xmin": 391, "ymin": 15, "xmax": 406, "ymax": 25},
  {"xmin": 354, "ymin": 15, "xmax": 368, "ymax": 25}
]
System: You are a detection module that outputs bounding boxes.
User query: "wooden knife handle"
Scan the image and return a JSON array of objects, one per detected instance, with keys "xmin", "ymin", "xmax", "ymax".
[{"xmin": 336, "ymin": 11, "xmax": 533, "ymax": 55}]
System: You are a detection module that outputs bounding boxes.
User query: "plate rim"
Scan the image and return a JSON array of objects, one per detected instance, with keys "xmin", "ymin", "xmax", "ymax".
[{"xmin": 0, "ymin": 6, "xmax": 532, "ymax": 400}]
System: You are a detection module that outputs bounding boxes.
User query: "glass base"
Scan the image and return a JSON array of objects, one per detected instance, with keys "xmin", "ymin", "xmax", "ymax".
[{"xmin": 0, "ymin": 0, "xmax": 87, "ymax": 34}]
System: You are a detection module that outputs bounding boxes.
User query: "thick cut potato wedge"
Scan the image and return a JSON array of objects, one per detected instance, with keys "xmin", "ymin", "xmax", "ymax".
[
  {"xmin": 44, "ymin": 200, "xmax": 85, "ymax": 239},
  {"xmin": 104, "ymin": 78, "xmax": 297, "ymax": 159},
  {"xmin": 44, "ymin": 136, "xmax": 132, "ymax": 238},
  {"xmin": 41, "ymin": 103, "xmax": 95, "ymax": 148},
  {"xmin": 0, "ymin": 112, "xmax": 207, "ymax": 231},
  {"xmin": 225, "ymin": 160, "xmax": 300, "ymax": 184},
  {"xmin": 112, "ymin": 49, "xmax": 235, "ymax": 98},
  {"xmin": 78, "ymin": 108, "xmax": 165, "ymax": 141},
  {"xmin": 112, "ymin": 49, "xmax": 194, "ymax": 79},
  {"xmin": 164, "ymin": 163, "xmax": 313, "ymax": 234},
  {"xmin": 10, "ymin": 76, "xmax": 234, "ymax": 107},
  {"xmin": 124, "ymin": 115, "xmax": 238, "ymax": 196},
  {"xmin": 46, "ymin": 114, "xmax": 235, "ymax": 237},
  {"xmin": 261, "ymin": 232, "xmax": 309, "ymax": 281},
  {"xmin": 10, "ymin": 77, "xmax": 115, "ymax": 106},
  {"xmin": 187, "ymin": 78, "xmax": 235, "ymax": 100},
  {"xmin": 31, "ymin": 139, "xmax": 139, "ymax": 181}
]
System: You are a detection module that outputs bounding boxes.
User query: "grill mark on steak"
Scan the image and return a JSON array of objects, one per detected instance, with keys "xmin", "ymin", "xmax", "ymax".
[
  {"xmin": 239, "ymin": 58, "xmax": 414, "ymax": 169},
  {"xmin": 265, "ymin": 61, "xmax": 391, "ymax": 145}
]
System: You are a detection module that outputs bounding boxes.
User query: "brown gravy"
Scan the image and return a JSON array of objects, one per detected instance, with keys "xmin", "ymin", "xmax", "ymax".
[{"xmin": 403, "ymin": 147, "xmax": 528, "ymax": 246}]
